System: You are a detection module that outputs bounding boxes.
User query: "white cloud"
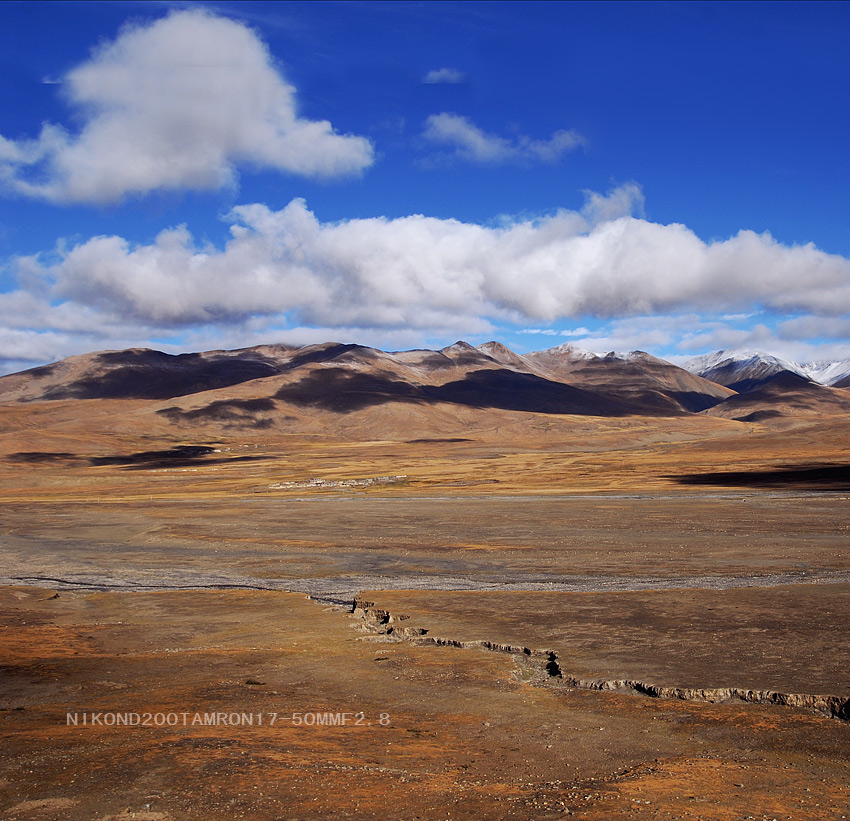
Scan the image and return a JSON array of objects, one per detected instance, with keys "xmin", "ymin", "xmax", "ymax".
[
  {"xmin": 0, "ymin": 327, "xmax": 84, "ymax": 364},
  {"xmin": 5, "ymin": 183, "xmax": 850, "ymax": 369},
  {"xmin": 676, "ymin": 324, "xmax": 774, "ymax": 354},
  {"xmin": 423, "ymin": 68, "xmax": 466, "ymax": 84},
  {"xmin": 28, "ymin": 186, "xmax": 638, "ymax": 330},
  {"xmin": 581, "ymin": 184, "xmax": 645, "ymax": 223},
  {"xmin": 0, "ymin": 10, "xmax": 374, "ymax": 204},
  {"xmin": 777, "ymin": 315, "xmax": 850, "ymax": 341},
  {"xmin": 421, "ymin": 113, "xmax": 586, "ymax": 164},
  {"xmin": 719, "ymin": 312, "xmax": 756, "ymax": 321},
  {"xmin": 561, "ymin": 316, "xmax": 772, "ymax": 359},
  {"xmin": 21, "ymin": 184, "xmax": 850, "ymax": 327}
]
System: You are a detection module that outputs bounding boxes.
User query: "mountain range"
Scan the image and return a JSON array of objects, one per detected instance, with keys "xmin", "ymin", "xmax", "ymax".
[
  {"xmin": 1, "ymin": 342, "xmax": 849, "ymax": 433},
  {"xmin": 682, "ymin": 350, "xmax": 850, "ymax": 390}
]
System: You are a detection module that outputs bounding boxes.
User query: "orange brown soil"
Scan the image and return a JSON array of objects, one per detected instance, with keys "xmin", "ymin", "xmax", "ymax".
[
  {"xmin": 358, "ymin": 585, "xmax": 850, "ymax": 702},
  {"xmin": 2, "ymin": 586, "xmax": 849, "ymax": 820}
]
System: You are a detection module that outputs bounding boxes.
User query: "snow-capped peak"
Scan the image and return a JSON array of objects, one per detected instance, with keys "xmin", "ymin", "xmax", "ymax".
[
  {"xmin": 440, "ymin": 340, "xmax": 478, "ymax": 355},
  {"xmin": 601, "ymin": 350, "xmax": 666, "ymax": 364},
  {"xmin": 683, "ymin": 350, "xmax": 821, "ymax": 388},
  {"xmin": 533, "ymin": 342, "xmax": 598, "ymax": 360},
  {"xmin": 797, "ymin": 359, "xmax": 850, "ymax": 386}
]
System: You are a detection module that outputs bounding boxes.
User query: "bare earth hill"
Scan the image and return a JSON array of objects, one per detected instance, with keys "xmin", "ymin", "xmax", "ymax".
[
  {"xmin": 0, "ymin": 340, "xmax": 783, "ymax": 416},
  {"xmin": 2, "ymin": 340, "xmax": 849, "ymax": 439}
]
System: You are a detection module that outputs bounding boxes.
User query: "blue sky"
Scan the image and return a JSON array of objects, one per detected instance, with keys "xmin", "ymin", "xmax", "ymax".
[{"xmin": 1, "ymin": 0, "xmax": 850, "ymax": 373}]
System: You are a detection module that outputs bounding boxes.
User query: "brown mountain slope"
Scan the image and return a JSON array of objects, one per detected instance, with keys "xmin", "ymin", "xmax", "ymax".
[
  {"xmin": 0, "ymin": 346, "xmax": 296, "ymax": 402},
  {"xmin": 704, "ymin": 371, "xmax": 850, "ymax": 421},
  {"xmin": 0, "ymin": 340, "xmax": 729, "ymax": 419},
  {"xmin": 12, "ymin": 340, "xmax": 842, "ymax": 450},
  {"xmin": 526, "ymin": 345, "xmax": 735, "ymax": 413}
]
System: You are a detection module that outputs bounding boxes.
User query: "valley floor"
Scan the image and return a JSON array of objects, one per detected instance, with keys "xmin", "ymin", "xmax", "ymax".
[{"xmin": 2, "ymin": 417, "xmax": 850, "ymax": 818}]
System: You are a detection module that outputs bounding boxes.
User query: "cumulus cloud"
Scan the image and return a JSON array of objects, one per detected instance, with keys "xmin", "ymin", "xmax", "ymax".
[
  {"xmin": 421, "ymin": 113, "xmax": 586, "ymax": 164},
  {"xmin": 5, "ymin": 183, "xmax": 850, "ymax": 368},
  {"xmin": 0, "ymin": 10, "xmax": 374, "ymax": 203},
  {"xmin": 423, "ymin": 68, "xmax": 466, "ymax": 84},
  {"xmin": 582, "ymin": 183, "xmax": 645, "ymax": 223},
  {"xmin": 19, "ymin": 182, "xmax": 850, "ymax": 324}
]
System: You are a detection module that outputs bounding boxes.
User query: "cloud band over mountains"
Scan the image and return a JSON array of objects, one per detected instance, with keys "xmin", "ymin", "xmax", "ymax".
[{"xmin": 5, "ymin": 183, "xmax": 848, "ymax": 352}]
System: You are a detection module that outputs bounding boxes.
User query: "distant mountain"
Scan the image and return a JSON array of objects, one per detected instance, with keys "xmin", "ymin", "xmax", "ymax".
[
  {"xmin": 0, "ymin": 340, "xmax": 730, "ymax": 420},
  {"xmin": 798, "ymin": 359, "xmax": 850, "ymax": 388},
  {"xmin": 703, "ymin": 370, "xmax": 850, "ymax": 422},
  {"xmin": 526, "ymin": 345, "xmax": 733, "ymax": 413},
  {"xmin": 683, "ymin": 350, "xmax": 809, "ymax": 393},
  {"xmin": 684, "ymin": 349, "xmax": 850, "ymax": 390},
  {"xmin": 2, "ymin": 341, "xmax": 849, "ymax": 434},
  {"xmin": 0, "ymin": 346, "xmax": 295, "ymax": 402}
]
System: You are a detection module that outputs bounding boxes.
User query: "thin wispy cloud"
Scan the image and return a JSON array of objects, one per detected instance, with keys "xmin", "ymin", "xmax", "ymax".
[
  {"xmin": 0, "ymin": 10, "xmax": 374, "ymax": 204},
  {"xmin": 421, "ymin": 113, "xmax": 586, "ymax": 165},
  {"xmin": 423, "ymin": 67, "xmax": 466, "ymax": 84},
  {"xmin": 519, "ymin": 328, "xmax": 591, "ymax": 337}
]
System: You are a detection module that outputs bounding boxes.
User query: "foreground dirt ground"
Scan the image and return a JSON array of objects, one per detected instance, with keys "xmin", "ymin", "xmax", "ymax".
[
  {"xmin": 2, "ymin": 413, "xmax": 850, "ymax": 818},
  {"xmin": 362, "ymin": 585, "xmax": 850, "ymax": 698},
  {"xmin": 1, "ymin": 585, "xmax": 849, "ymax": 821}
]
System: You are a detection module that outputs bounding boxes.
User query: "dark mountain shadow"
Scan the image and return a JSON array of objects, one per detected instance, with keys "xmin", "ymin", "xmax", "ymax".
[
  {"xmin": 283, "ymin": 344, "xmax": 376, "ymax": 371},
  {"xmin": 157, "ymin": 398, "xmax": 277, "ymax": 428},
  {"xmin": 429, "ymin": 369, "xmax": 630, "ymax": 415},
  {"xmin": 21, "ymin": 363, "xmax": 59, "ymax": 379},
  {"xmin": 88, "ymin": 445, "xmax": 269, "ymax": 471},
  {"xmin": 8, "ymin": 445, "xmax": 269, "ymax": 471},
  {"xmin": 275, "ymin": 367, "xmax": 634, "ymax": 416},
  {"xmin": 588, "ymin": 388, "xmax": 695, "ymax": 416},
  {"xmin": 89, "ymin": 445, "xmax": 218, "ymax": 466},
  {"xmin": 668, "ymin": 463, "xmax": 850, "ymax": 491},
  {"xmin": 43, "ymin": 351, "xmax": 281, "ymax": 401},
  {"xmin": 7, "ymin": 451, "xmax": 79, "ymax": 464},
  {"xmin": 735, "ymin": 410, "xmax": 784, "ymax": 423},
  {"xmin": 665, "ymin": 390, "xmax": 728, "ymax": 413},
  {"xmin": 275, "ymin": 369, "xmax": 421, "ymax": 412},
  {"xmin": 727, "ymin": 370, "xmax": 813, "ymax": 394}
]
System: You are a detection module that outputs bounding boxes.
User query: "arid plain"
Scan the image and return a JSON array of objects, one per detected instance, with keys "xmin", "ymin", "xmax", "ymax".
[{"xmin": 1, "ymin": 342, "xmax": 850, "ymax": 819}]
